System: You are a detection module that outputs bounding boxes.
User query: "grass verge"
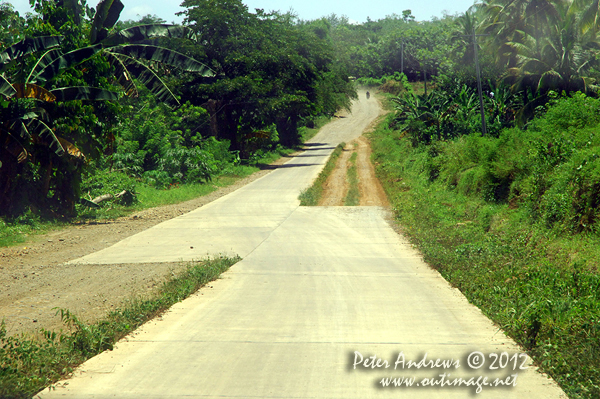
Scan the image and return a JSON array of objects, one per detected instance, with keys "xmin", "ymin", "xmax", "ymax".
[
  {"xmin": 298, "ymin": 143, "xmax": 345, "ymax": 206},
  {"xmin": 370, "ymin": 115, "xmax": 600, "ymax": 399},
  {"xmin": 0, "ymin": 215, "xmax": 64, "ymax": 248},
  {"xmin": 344, "ymin": 151, "xmax": 359, "ymax": 206},
  {"xmin": 0, "ymin": 256, "xmax": 239, "ymax": 399}
]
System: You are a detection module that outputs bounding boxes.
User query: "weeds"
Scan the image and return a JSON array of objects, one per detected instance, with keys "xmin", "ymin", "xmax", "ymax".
[
  {"xmin": 0, "ymin": 256, "xmax": 239, "ymax": 399},
  {"xmin": 0, "ymin": 213, "xmax": 64, "ymax": 247},
  {"xmin": 344, "ymin": 152, "xmax": 359, "ymax": 206}
]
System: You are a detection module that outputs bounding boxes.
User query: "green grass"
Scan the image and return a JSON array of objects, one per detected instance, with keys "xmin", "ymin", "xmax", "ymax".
[
  {"xmin": 299, "ymin": 143, "xmax": 345, "ymax": 206},
  {"xmin": 0, "ymin": 116, "xmax": 335, "ymax": 248},
  {"xmin": 0, "ymin": 215, "xmax": 65, "ymax": 248},
  {"xmin": 370, "ymin": 115, "xmax": 600, "ymax": 399},
  {"xmin": 134, "ymin": 168, "xmax": 257, "ymax": 209},
  {"xmin": 0, "ymin": 256, "xmax": 239, "ymax": 399},
  {"xmin": 344, "ymin": 151, "xmax": 359, "ymax": 206}
]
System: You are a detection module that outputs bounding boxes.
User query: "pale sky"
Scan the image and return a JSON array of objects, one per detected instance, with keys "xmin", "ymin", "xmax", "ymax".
[{"xmin": 7, "ymin": 0, "xmax": 479, "ymax": 24}]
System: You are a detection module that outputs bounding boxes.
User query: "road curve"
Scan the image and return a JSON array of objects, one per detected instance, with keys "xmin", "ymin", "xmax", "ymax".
[{"xmin": 38, "ymin": 90, "xmax": 565, "ymax": 398}]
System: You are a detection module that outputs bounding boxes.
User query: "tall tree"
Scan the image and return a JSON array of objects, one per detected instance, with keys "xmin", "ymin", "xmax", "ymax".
[
  {"xmin": 481, "ymin": 0, "xmax": 564, "ymax": 68},
  {"xmin": 178, "ymin": 0, "xmax": 355, "ymax": 150}
]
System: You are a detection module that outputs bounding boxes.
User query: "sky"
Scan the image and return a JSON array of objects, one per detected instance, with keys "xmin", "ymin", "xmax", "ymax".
[{"xmin": 7, "ymin": 0, "xmax": 479, "ymax": 24}]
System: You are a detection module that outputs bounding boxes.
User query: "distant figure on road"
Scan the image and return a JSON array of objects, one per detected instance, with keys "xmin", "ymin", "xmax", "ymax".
[{"xmin": 366, "ymin": 91, "xmax": 370, "ymax": 99}]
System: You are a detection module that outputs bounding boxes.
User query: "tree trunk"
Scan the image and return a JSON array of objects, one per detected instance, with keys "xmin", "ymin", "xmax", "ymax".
[
  {"xmin": 220, "ymin": 104, "xmax": 239, "ymax": 151},
  {"xmin": 276, "ymin": 115, "xmax": 300, "ymax": 147}
]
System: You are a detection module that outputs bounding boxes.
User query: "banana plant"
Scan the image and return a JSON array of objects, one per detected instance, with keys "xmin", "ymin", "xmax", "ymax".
[
  {"xmin": 0, "ymin": 34, "xmax": 120, "ymax": 163},
  {"xmin": 0, "ymin": 0, "xmax": 214, "ymax": 216},
  {"xmin": 392, "ymin": 92, "xmax": 454, "ymax": 141}
]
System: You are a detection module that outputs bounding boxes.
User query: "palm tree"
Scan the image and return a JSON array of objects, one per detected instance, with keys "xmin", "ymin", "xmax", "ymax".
[
  {"xmin": 481, "ymin": 0, "xmax": 564, "ymax": 68},
  {"xmin": 573, "ymin": 0, "xmax": 600, "ymax": 36},
  {"xmin": 452, "ymin": 10, "xmax": 480, "ymax": 64},
  {"xmin": 500, "ymin": 1, "xmax": 600, "ymax": 119}
]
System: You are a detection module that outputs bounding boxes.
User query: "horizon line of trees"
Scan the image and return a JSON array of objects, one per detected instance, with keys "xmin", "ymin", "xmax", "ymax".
[{"xmin": 325, "ymin": 1, "xmax": 600, "ymax": 110}]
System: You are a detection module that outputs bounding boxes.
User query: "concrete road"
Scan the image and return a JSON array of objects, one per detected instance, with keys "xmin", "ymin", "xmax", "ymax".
[{"xmin": 38, "ymin": 91, "xmax": 566, "ymax": 398}]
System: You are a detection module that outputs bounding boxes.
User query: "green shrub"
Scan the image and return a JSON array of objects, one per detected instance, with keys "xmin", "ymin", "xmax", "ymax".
[
  {"xmin": 425, "ymin": 94, "xmax": 600, "ymax": 233},
  {"xmin": 540, "ymin": 147, "xmax": 600, "ymax": 232}
]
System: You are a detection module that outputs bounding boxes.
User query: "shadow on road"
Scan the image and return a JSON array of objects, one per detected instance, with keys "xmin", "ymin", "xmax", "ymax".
[{"xmin": 257, "ymin": 163, "xmax": 322, "ymax": 170}]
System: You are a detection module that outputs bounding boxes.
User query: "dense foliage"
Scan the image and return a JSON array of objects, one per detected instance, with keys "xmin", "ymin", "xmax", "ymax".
[
  {"xmin": 3, "ymin": 0, "xmax": 597, "ymax": 219},
  {"xmin": 326, "ymin": 3, "xmax": 600, "ymax": 398},
  {"xmin": 0, "ymin": 0, "xmax": 356, "ymax": 218}
]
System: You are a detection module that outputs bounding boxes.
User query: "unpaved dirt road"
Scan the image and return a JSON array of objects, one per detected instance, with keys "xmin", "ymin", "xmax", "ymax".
[{"xmin": 319, "ymin": 136, "xmax": 388, "ymax": 207}]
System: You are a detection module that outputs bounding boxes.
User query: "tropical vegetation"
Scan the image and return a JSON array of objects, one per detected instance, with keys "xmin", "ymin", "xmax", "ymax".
[
  {"xmin": 350, "ymin": 2, "xmax": 600, "ymax": 398},
  {"xmin": 2, "ymin": 0, "xmax": 600, "ymax": 397},
  {"xmin": 0, "ymin": 0, "xmax": 356, "ymax": 220}
]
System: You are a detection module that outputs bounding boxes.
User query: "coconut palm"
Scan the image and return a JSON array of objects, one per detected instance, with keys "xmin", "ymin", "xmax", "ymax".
[
  {"xmin": 497, "ymin": 1, "xmax": 600, "ymax": 123},
  {"xmin": 503, "ymin": 1, "xmax": 600, "ymax": 93},
  {"xmin": 451, "ymin": 10, "xmax": 480, "ymax": 64},
  {"xmin": 481, "ymin": 0, "xmax": 565, "ymax": 67},
  {"xmin": 573, "ymin": 0, "xmax": 600, "ymax": 36}
]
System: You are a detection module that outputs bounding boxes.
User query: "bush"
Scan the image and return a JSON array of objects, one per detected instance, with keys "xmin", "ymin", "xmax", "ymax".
[
  {"xmin": 371, "ymin": 109, "xmax": 600, "ymax": 399},
  {"xmin": 112, "ymin": 100, "xmax": 239, "ymax": 189},
  {"xmin": 540, "ymin": 148, "xmax": 600, "ymax": 232}
]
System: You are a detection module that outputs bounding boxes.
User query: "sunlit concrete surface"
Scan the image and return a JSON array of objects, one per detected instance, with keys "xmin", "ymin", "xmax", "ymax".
[{"xmin": 40, "ymin": 92, "xmax": 566, "ymax": 398}]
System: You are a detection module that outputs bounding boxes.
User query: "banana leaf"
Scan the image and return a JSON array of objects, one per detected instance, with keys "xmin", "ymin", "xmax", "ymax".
[
  {"xmin": 0, "ymin": 75, "xmax": 16, "ymax": 97},
  {"xmin": 58, "ymin": 137, "xmax": 86, "ymax": 159},
  {"xmin": 26, "ymin": 48, "xmax": 64, "ymax": 84},
  {"xmin": 107, "ymin": 45, "xmax": 214, "ymax": 76},
  {"xmin": 108, "ymin": 54, "xmax": 138, "ymax": 97},
  {"xmin": 0, "ymin": 36, "xmax": 63, "ymax": 64},
  {"xmin": 51, "ymin": 86, "xmax": 119, "ymax": 101},
  {"xmin": 8, "ymin": 120, "xmax": 31, "ymax": 141},
  {"xmin": 90, "ymin": 0, "xmax": 124, "ymax": 44},
  {"xmin": 33, "ymin": 44, "xmax": 103, "ymax": 83},
  {"xmin": 12, "ymin": 83, "xmax": 57, "ymax": 102},
  {"xmin": 28, "ymin": 119, "xmax": 65, "ymax": 156},
  {"xmin": 31, "ymin": 107, "xmax": 51, "ymax": 123},
  {"xmin": 101, "ymin": 25, "xmax": 197, "ymax": 47},
  {"xmin": 109, "ymin": 53, "xmax": 178, "ymax": 104},
  {"xmin": 0, "ymin": 128, "xmax": 29, "ymax": 163}
]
